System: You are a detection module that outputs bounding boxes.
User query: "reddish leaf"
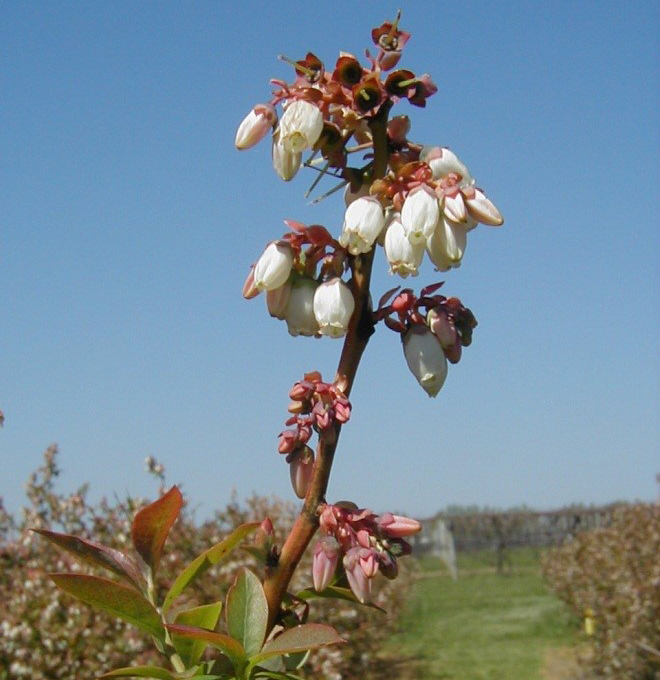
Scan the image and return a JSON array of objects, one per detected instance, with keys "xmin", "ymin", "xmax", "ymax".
[
  {"xmin": 166, "ymin": 624, "xmax": 246, "ymax": 670},
  {"xmin": 131, "ymin": 486, "xmax": 183, "ymax": 574},
  {"xmin": 51, "ymin": 573, "xmax": 165, "ymax": 641},
  {"xmin": 34, "ymin": 529, "xmax": 143, "ymax": 589}
]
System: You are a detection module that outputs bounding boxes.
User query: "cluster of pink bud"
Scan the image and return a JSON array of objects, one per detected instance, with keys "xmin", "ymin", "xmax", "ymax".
[
  {"xmin": 375, "ymin": 283, "xmax": 477, "ymax": 397},
  {"xmin": 278, "ymin": 373, "xmax": 351, "ymax": 498},
  {"xmin": 312, "ymin": 502, "xmax": 421, "ymax": 603},
  {"xmin": 235, "ymin": 14, "xmax": 436, "ymax": 182}
]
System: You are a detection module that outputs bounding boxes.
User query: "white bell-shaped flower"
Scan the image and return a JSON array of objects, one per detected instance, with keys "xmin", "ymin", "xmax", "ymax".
[
  {"xmin": 284, "ymin": 278, "xmax": 319, "ymax": 337},
  {"xmin": 420, "ymin": 146, "xmax": 474, "ymax": 186},
  {"xmin": 384, "ymin": 214, "xmax": 424, "ymax": 278},
  {"xmin": 313, "ymin": 278, "xmax": 355, "ymax": 338},
  {"xmin": 338, "ymin": 196, "xmax": 386, "ymax": 255},
  {"xmin": 403, "ymin": 326, "xmax": 448, "ymax": 398},
  {"xmin": 278, "ymin": 99, "xmax": 324, "ymax": 154},
  {"xmin": 400, "ymin": 186, "xmax": 439, "ymax": 246},
  {"xmin": 253, "ymin": 241, "xmax": 294, "ymax": 292},
  {"xmin": 426, "ymin": 217, "xmax": 468, "ymax": 271},
  {"xmin": 272, "ymin": 130, "xmax": 302, "ymax": 181}
]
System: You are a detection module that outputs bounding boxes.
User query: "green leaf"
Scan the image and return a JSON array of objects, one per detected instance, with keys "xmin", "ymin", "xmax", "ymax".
[
  {"xmin": 162, "ymin": 522, "xmax": 260, "ymax": 615},
  {"xmin": 34, "ymin": 529, "xmax": 143, "ymax": 589},
  {"xmin": 226, "ymin": 568, "xmax": 268, "ymax": 658},
  {"xmin": 98, "ymin": 667, "xmax": 176, "ymax": 679},
  {"xmin": 296, "ymin": 586, "xmax": 386, "ymax": 612},
  {"xmin": 252, "ymin": 672, "xmax": 305, "ymax": 680},
  {"xmin": 131, "ymin": 486, "xmax": 183, "ymax": 574},
  {"xmin": 173, "ymin": 601, "xmax": 223, "ymax": 667},
  {"xmin": 166, "ymin": 624, "xmax": 246, "ymax": 671},
  {"xmin": 251, "ymin": 624, "xmax": 343, "ymax": 665},
  {"xmin": 51, "ymin": 573, "xmax": 165, "ymax": 641}
]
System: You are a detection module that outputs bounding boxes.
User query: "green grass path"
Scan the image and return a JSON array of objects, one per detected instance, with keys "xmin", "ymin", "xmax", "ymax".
[{"xmin": 385, "ymin": 550, "xmax": 577, "ymax": 680}]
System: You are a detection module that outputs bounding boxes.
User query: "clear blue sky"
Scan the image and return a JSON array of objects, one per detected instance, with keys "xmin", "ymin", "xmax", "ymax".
[{"xmin": 2, "ymin": 1, "xmax": 658, "ymax": 520}]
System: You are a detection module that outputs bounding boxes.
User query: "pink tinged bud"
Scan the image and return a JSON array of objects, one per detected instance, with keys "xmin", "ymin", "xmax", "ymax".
[
  {"xmin": 253, "ymin": 242, "xmax": 294, "ymax": 292},
  {"xmin": 278, "ymin": 99, "xmax": 324, "ymax": 154},
  {"xmin": 379, "ymin": 550, "xmax": 399, "ymax": 579},
  {"xmin": 465, "ymin": 188, "xmax": 504, "ymax": 226},
  {"xmin": 284, "ymin": 278, "xmax": 320, "ymax": 337},
  {"xmin": 313, "ymin": 537, "xmax": 340, "ymax": 592},
  {"xmin": 260, "ymin": 517, "xmax": 274, "ymax": 536},
  {"xmin": 242, "ymin": 267, "xmax": 259, "ymax": 299},
  {"xmin": 356, "ymin": 529, "xmax": 371, "ymax": 549},
  {"xmin": 426, "ymin": 217, "xmax": 468, "ymax": 272},
  {"xmin": 379, "ymin": 49, "xmax": 402, "ymax": 71},
  {"xmin": 266, "ymin": 281, "xmax": 292, "ymax": 320},
  {"xmin": 403, "ymin": 326, "xmax": 448, "ymax": 398},
  {"xmin": 427, "ymin": 309, "xmax": 458, "ymax": 349},
  {"xmin": 401, "ymin": 186, "xmax": 439, "ymax": 246},
  {"xmin": 272, "ymin": 130, "xmax": 302, "ymax": 181},
  {"xmin": 387, "ymin": 115, "xmax": 410, "ymax": 143},
  {"xmin": 313, "ymin": 278, "xmax": 355, "ymax": 339},
  {"xmin": 312, "ymin": 401, "xmax": 332, "ymax": 430},
  {"xmin": 444, "ymin": 337, "xmax": 462, "ymax": 364},
  {"xmin": 378, "ymin": 513, "xmax": 422, "ymax": 538},
  {"xmin": 344, "ymin": 548, "xmax": 372, "ymax": 604},
  {"xmin": 289, "ymin": 380, "xmax": 314, "ymax": 401},
  {"xmin": 384, "ymin": 214, "xmax": 424, "ymax": 278},
  {"xmin": 319, "ymin": 504, "xmax": 339, "ymax": 533},
  {"xmin": 359, "ymin": 548, "xmax": 380, "ymax": 578},
  {"xmin": 420, "ymin": 146, "xmax": 474, "ymax": 186},
  {"xmin": 289, "ymin": 449, "xmax": 314, "ymax": 499},
  {"xmin": 333, "ymin": 397, "xmax": 351, "ymax": 424},
  {"xmin": 443, "ymin": 191, "xmax": 468, "ymax": 223},
  {"xmin": 235, "ymin": 103, "xmax": 277, "ymax": 150},
  {"xmin": 278, "ymin": 429, "xmax": 298, "ymax": 454},
  {"xmin": 338, "ymin": 197, "xmax": 386, "ymax": 255}
]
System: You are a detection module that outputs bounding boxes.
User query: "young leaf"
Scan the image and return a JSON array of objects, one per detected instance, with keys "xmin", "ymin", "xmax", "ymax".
[
  {"xmin": 51, "ymin": 573, "xmax": 165, "ymax": 641},
  {"xmin": 166, "ymin": 624, "xmax": 246, "ymax": 671},
  {"xmin": 131, "ymin": 486, "xmax": 183, "ymax": 574},
  {"xmin": 98, "ymin": 667, "xmax": 177, "ymax": 679},
  {"xmin": 34, "ymin": 529, "xmax": 143, "ymax": 589},
  {"xmin": 252, "ymin": 672, "xmax": 305, "ymax": 680},
  {"xmin": 162, "ymin": 522, "xmax": 259, "ymax": 615},
  {"xmin": 296, "ymin": 585, "xmax": 385, "ymax": 612},
  {"xmin": 226, "ymin": 568, "xmax": 268, "ymax": 658},
  {"xmin": 251, "ymin": 624, "xmax": 344, "ymax": 665},
  {"xmin": 172, "ymin": 601, "xmax": 223, "ymax": 668}
]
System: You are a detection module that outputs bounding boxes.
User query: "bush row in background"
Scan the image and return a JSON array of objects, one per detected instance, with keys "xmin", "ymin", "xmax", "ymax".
[
  {"xmin": 0, "ymin": 446, "xmax": 412, "ymax": 680},
  {"xmin": 542, "ymin": 503, "xmax": 660, "ymax": 679}
]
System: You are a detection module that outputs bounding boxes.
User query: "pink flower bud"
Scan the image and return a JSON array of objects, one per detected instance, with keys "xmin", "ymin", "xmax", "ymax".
[
  {"xmin": 289, "ymin": 448, "xmax": 314, "ymax": 499},
  {"xmin": 277, "ymin": 429, "xmax": 298, "ymax": 454},
  {"xmin": 343, "ymin": 547, "xmax": 372, "ymax": 604},
  {"xmin": 378, "ymin": 513, "xmax": 422, "ymax": 538},
  {"xmin": 235, "ymin": 103, "xmax": 277, "ymax": 150},
  {"xmin": 427, "ymin": 308, "xmax": 457, "ymax": 349},
  {"xmin": 312, "ymin": 537, "xmax": 340, "ymax": 592},
  {"xmin": 242, "ymin": 266, "xmax": 259, "ymax": 299},
  {"xmin": 289, "ymin": 380, "xmax": 315, "ymax": 401},
  {"xmin": 387, "ymin": 115, "xmax": 410, "ymax": 143},
  {"xmin": 359, "ymin": 548, "xmax": 380, "ymax": 578},
  {"xmin": 333, "ymin": 397, "xmax": 351, "ymax": 424},
  {"xmin": 379, "ymin": 550, "xmax": 399, "ymax": 580},
  {"xmin": 260, "ymin": 517, "xmax": 274, "ymax": 536},
  {"xmin": 319, "ymin": 504, "xmax": 340, "ymax": 533}
]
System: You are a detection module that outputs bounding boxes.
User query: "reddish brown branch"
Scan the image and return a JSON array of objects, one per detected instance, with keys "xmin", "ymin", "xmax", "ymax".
[{"xmin": 263, "ymin": 102, "xmax": 392, "ymax": 632}]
